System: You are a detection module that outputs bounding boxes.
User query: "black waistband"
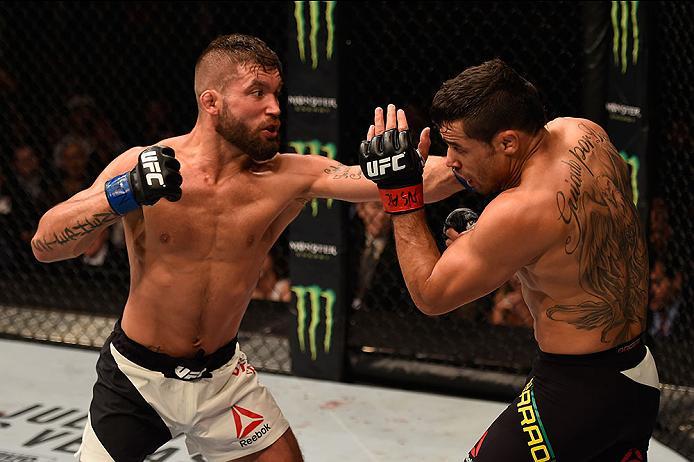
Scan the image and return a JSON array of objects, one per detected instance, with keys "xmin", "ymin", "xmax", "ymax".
[
  {"xmin": 537, "ymin": 335, "xmax": 646, "ymax": 370},
  {"xmin": 109, "ymin": 319, "xmax": 238, "ymax": 380}
]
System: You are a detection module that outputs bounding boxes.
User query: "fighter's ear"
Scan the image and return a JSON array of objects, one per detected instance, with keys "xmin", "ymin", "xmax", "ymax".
[
  {"xmin": 199, "ymin": 89, "xmax": 220, "ymax": 115},
  {"xmin": 493, "ymin": 130, "xmax": 519, "ymax": 155}
]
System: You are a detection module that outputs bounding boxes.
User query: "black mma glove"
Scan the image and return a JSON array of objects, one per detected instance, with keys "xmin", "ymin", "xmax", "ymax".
[
  {"xmin": 443, "ymin": 208, "xmax": 479, "ymax": 239},
  {"xmin": 359, "ymin": 129, "xmax": 424, "ymax": 214},
  {"xmin": 105, "ymin": 145, "xmax": 182, "ymax": 215}
]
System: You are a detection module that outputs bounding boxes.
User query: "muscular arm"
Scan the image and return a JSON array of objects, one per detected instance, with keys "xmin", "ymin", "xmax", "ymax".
[
  {"xmin": 302, "ymin": 154, "xmax": 462, "ymax": 203},
  {"xmin": 32, "ymin": 147, "xmax": 142, "ymax": 262},
  {"xmin": 393, "ymin": 194, "xmax": 554, "ymax": 315}
]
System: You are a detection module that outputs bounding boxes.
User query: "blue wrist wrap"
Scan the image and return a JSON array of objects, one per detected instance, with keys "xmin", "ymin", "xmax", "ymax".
[{"xmin": 105, "ymin": 173, "xmax": 139, "ymax": 215}]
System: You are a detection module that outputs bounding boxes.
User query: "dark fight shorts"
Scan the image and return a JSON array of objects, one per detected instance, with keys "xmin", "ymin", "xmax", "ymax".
[
  {"xmin": 466, "ymin": 336, "xmax": 660, "ymax": 462},
  {"xmin": 75, "ymin": 320, "xmax": 289, "ymax": 461}
]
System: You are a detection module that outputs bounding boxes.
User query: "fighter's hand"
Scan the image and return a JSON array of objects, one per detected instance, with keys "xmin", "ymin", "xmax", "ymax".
[
  {"xmin": 105, "ymin": 145, "xmax": 182, "ymax": 215},
  {"xmin": 359, "ymin": 104, "xmax": 425, "ymax": 214},
  {"xmin": 442, "ymin": 208, "xmax": 478, "ymax": 247}
]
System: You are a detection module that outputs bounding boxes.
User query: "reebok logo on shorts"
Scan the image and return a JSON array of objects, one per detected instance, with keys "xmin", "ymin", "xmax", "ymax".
[
  {"xmin": 232, "ymin": 405, "xmax": 271, "ymax": 447},
  {"xmin": 621, "ymin": 448, "xmax": 644, "ymax": 462},
  {"xmin": 465, "ymin": 430, "xmax": 488, "ymax": 460}
]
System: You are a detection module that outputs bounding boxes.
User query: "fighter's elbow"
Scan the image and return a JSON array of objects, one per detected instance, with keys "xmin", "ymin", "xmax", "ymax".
[
  {"xmin": 32, "ymin": 247, "xmax": 52, "ymax": 263},
  {"xmin": 31, "ymin": 240, "xmax": 57, "ymax": 263},
  {"xmin": 416, "ymin": 302, "xmax": 443, "ymax": 316},
  {"xmin": 413, "ymin": 291, "xmax": 449, "ymax": 316},
  {"xmin": 30, "ymin": 234, "xmax": 77, "ymax": 263}
]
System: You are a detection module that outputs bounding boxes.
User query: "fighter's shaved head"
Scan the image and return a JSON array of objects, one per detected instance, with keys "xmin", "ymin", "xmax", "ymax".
[{"xmin": 194, "ymin": 34, "xmax": 281, "ymax": 101}]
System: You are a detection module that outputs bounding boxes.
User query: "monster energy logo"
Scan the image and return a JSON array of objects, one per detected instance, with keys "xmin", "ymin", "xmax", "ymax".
[
  {"xmin": 294, "ymin": 1, "xmax": 335, "ymax": 70},
  {"xmin": 611, "ymin": 1, "xmax": 640, "ymax": 74},
  {"xmin": 292, "ymin": 285, "xmax": 336, "ymax": 360},
  {"xmin": 619, "ymin": 151, "xmax": 640, "ymax": 206},
  {"xmin": 288, "ymin": 139, "xmax": 337, "ymax": 216}
]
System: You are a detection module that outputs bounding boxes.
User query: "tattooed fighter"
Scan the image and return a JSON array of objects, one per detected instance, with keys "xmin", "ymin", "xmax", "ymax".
[
  {"xmin": 31, "ymin": 34, "xmax": 458, "ymax": 461},
  {"xmin": 360, "ymin": 59, "xmax": 659, "ymax": 461}
]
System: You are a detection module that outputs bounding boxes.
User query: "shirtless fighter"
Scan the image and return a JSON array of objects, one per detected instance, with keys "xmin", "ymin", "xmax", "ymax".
[
  {"xmin": 31, "ymin": 34, "xmax": 458, "ymax": 461},
  {"xmin": 359, "ymin": 59, "xmax": 660, "ymax": 461}
]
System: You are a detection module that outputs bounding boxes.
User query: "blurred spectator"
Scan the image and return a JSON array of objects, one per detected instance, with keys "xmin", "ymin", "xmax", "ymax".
[
  {"xmin": 141, "ymin": 99, "xmax": 175, "ymax": 144},
  {"xmin": 351, "ymin": 199, "xmax": 491, "ymax": 321},
  {"xmin": 0, "ymin": 169, "xmax": 11, "ymax": 219},
  {"xmin": 0, "ymin": 170, "xmax": 14, "ymax": 261},
  {"xmin": 649, "ymin": 197, "xmax": 672, "ymax": 258},
  {"xmin": 648, "ymin": 259, "xmax": 683, "ymax": 339},
  {"xmin": 490, "ymin": 275, "xmax": 533, "ymax": 328},
  {"xmin": 11, "ymin": 145, "xmax": 49, "ymax": 203},
  {"xmin": 352, "ymin": 201, "xmax": 392, "ymax": 309},
  {"xmin": 252, "ymin": 253, "xmax": 291, "ymax": 302},
  {"xmin": 0, "ymin": 67, "xmax": 32, "ymax": 149},
  {"xmin": 81, "ymin": 228, "xmax": 111, "ymax": 267},
  {"xmin": 7, "ymin": 144, "xmax": 51, "ymax": 244},
  {"xmin": 52, "ymin": 94, "xmax": 125, "ymax": 179},
  {"xmin": 49, "ymin": 138, "xmax": 91, "ymax": 204},
  {"xmin": 0, "ymin": 172, "xmax": 9, "ymax": 212}
]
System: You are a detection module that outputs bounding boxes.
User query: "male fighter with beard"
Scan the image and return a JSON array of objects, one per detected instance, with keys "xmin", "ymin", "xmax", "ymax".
[{"xmin": 31, "ymin": 34, "xmax": 460, "ymax": 461}]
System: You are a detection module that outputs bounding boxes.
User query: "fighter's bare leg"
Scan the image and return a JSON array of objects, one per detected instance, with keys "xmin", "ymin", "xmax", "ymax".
[{"xmin": 232, "ymin": 428, "xmax": 303, "ymax": 462}]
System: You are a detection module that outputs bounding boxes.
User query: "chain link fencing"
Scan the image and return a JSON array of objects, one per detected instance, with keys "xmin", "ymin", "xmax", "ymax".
[
  {"xmin": 0, "ymin": 1, "xmax": 691, "ymax": 458},
  {"xmin": 0, "ymin": 1, "xmax": 293, "ymax": 373},
  {"xmin": 646, "ymin": 3, "xmax": 694, "ymax": 458},
  {"xmin": 341, "ymin": 0, "xmax": 582, "ymax": 387}
]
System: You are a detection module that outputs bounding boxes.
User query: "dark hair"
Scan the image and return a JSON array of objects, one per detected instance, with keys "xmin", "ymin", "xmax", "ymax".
[
  {"xmin": 430, "ymin": 58, "xmax": 546, "ymax": 143},
  {"xmin": 195, "ymin": 34, "xmax": 282, "ymax": 78}
]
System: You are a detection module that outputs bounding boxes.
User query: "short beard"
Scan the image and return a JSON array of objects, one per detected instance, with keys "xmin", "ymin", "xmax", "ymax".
[{"xmin": 215, "ymin": 108, "xmax": 279, "ymax": 162}]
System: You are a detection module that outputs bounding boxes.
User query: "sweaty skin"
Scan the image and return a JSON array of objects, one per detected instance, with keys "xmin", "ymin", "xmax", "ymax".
[
  {"xmin": 32, "ymin": 67, "xmax": 458, "ymax": 358},
  {"xmin": 394, "ymin": 115, "xmax": 647, "ymax": 354}
]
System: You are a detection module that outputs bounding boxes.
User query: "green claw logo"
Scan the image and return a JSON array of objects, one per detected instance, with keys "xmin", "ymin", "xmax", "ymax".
[
  {"xmin": 288, "ymin": 139, "xmax": 337, "ymax": 216},
  {"xmin": 611, "ymin": 1, "xmax": 640, "ymax": 74},
  {"xmin": 292, "ymin": 285, "xmax": 336, "ymax": 360},
  {"xmin": 294, "ymin": 1, "xmax": 336, "ymax": 70}
]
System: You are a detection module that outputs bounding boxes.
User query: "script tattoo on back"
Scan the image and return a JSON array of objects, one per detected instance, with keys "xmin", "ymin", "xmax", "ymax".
[{"xmin": 547, "ymin": 123, "xmax": 648, "ymax": 345}]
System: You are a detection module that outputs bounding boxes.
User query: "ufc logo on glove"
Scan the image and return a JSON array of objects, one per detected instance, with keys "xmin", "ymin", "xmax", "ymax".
[
  {"xmin": 141, "ymin": 150, "xmax": 166, "ymax": 187},
  {"xmin": 105, "ymin": 145, "xmax": 182, "ymax": 215},
  {"xmin": 359, "ymin": 129, "xmax": 424, "ymax": 214},
  {"xmin": 365, "ymin": 153, "xmax": 406, "ymax": 177}
]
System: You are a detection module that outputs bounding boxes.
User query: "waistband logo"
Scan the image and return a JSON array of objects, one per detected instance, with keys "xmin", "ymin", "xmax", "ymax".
[
  {"xmin": 517, "ymin": 379, "xmax": 556, "ymax": 462},
  {"xmin": 174, "ymin": 366, "xmax": 207, "ymax": 381}
]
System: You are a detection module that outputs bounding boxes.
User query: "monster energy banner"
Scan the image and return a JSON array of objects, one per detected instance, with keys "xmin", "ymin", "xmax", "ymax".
[
  {"xmin": 606, "ymin": 1, "xmax": 648, "ymax": 215},
  {"xmin": 286, "ymin": 1, "xmax": 346, "ymax": 380}
]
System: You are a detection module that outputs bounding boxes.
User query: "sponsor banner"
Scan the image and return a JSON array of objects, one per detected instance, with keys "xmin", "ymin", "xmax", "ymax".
[
  {"xmin": 289, "ymin": 240, "xmax": 338, "ymax": 260},
  {"xmin": 606, "ymin": 1, "xmax": 648, "ymax": 216},
  {"xmin": 288, "ymin": 95, "xmax": 338, "ymax": 113},
  {"xmin": 286, "ymin": 1, "xmax": 346, "ymax": 380},
  {"xmin": 292, "ymin": 284, "xmax": 337, "ymax": 362}
]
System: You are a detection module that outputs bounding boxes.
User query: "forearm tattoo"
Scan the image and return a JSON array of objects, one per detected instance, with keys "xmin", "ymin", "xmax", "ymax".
[
  {"xmin": 547, "ymin": 124, "xmax": 648, "ymax": 345},
  {"xmin": 32, "ymin": 212, "xmax": 118, "ymax": 252},
  {"xmin": 324, "ymin": 164, "xmax": 363, "ymax": 180}
]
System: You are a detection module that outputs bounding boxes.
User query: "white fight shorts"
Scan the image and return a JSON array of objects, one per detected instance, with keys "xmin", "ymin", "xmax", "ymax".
[{"xmin": 76, "ymin": 320, "xmax": 289, "ymax": 461}]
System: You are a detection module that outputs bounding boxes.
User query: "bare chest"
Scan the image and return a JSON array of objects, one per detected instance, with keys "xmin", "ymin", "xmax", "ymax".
[{"xmin": 139, "ymin": 176, "xmax": 291, "ymax": 259}]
